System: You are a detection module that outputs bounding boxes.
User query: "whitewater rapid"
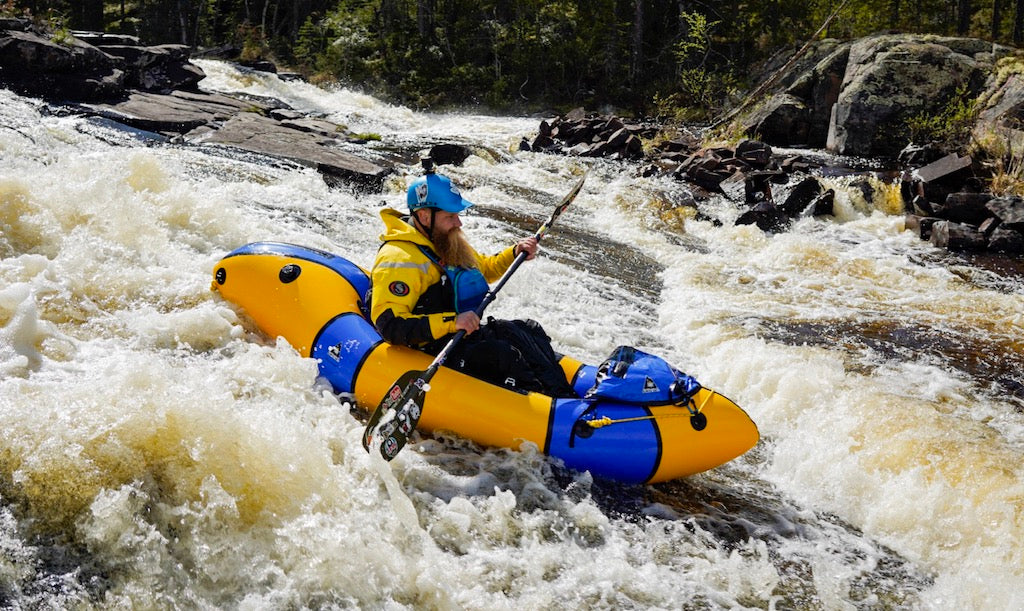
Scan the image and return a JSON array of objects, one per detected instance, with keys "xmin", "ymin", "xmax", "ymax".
[{"xmin": 0, "ymin": 61, "xmax": 1022, "ymax": 608}]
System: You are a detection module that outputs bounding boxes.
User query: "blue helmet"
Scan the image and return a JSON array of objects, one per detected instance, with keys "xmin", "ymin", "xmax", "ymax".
[{"xmin": 407, "ymin": 173, "xmax": 473, "ymax": 214}]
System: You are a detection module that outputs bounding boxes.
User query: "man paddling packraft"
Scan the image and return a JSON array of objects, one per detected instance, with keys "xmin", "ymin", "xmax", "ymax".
[{"xmin": 369, "ymin": 163, "xmax": 576, "ymax": 397}]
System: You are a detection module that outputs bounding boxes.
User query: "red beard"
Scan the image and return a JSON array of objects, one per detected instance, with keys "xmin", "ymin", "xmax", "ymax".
[{"xmin": 434, "ymin": 226, "xmax": 479, "ymax": 269}]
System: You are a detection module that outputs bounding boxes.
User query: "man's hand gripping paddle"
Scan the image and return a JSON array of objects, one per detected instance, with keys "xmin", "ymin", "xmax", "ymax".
[{"xmin": 362, "ymin": 172, "xmax": 588, "ymax": 460}]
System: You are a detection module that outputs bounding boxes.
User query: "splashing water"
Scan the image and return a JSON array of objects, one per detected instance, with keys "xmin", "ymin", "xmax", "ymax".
[{"xmin": 1, "ymin": 64, "xmax": 1023, "ymax": 609}]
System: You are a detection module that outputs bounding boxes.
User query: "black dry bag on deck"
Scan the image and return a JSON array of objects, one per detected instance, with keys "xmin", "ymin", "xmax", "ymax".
[
  {"xmin": 585, "ymin": 345, "xmax": 701, "ymax": 405},
  {"xmin": 463, "ymin": 318, "xmax": 576, "ymax": 397}
]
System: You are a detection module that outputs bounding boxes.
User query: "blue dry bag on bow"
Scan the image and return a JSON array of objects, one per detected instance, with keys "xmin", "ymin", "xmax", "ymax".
[{"xmin": 585, "ymin": 345, "xmax": 701, "ymax": 405}]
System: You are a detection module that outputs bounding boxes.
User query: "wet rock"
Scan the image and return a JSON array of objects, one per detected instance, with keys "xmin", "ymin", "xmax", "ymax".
[
  {"xmin": 736, "ymin": 201, "xmax": 791, "ymax": 232},
  {"xmin": 743, "ymin": 170, "xmax": 783, "ymax": 204},
  {"xmin": 239, "ymin": 59, "xmax": 278, "ymax": 73},
  {"xmin": 935, "ymin": 192, "xmax": 994, "ymax": 226},
  {"xmin": 0, "ymin": 29, "xmax": 125, "ymax": 101},
  {"xmin": 201, "ymin": 112, "xmax": 390, "ymax": 190},
  {"xmin": 929, "ymin": 220, "xmax": 987, "ymax": 251},
  {"xmin": 82, "ymin": 90, "xmax": 390, "ymax": 190},
  {"xmin": 988, "ymin": 227, "xmax": 1024, "ymax": 254},
  {"xmin": 912, "ymin": 194, "xmax": 934, "ymax": 216},
  {"xmin": 978, "ymin": 216, "xmax": 1002, "ymax": 235},
  {"xmin": 915, "ymin": 153, "xmax": 973, "ymax": 183},
  {"xmin": 686, "ymin": 165, "xmax": 731, "ymax": 192},
  {"xmin": 848, "ymin": 177, "xmax": 876, "ymax": 206},
  {"xmin": 914, "ymin": 153, "xmax": 974, "ymax": 204},
  {"xmin": 654, "ymin": 134, "xmax": 699, "ymax": 156},
  {"xmin": 986, "ymin": 195, "xmax": 1024, "ymax": 229},
  {"xmin": 530, "ymin": 133, "xmax": 555, "ymax": 151},
  {"xmin": 4, "ymin": 20, "xmax": 392, "ymax": 191},
  {"xmin": 528, "ymin": 109, "xmax": 651, "ymax": 159},
  {"xmin": 82, "ymin": 90, "xmax": 257, "ymax": 133},
  {"xmin": 906, "ymin": 214, "xmax": 943, "ymax": 240},
  {"xmin": 428, "ymin": 143, "xmax": 473, "ymax": 166},
  {"xmin": 735, "ymin": 139, "xmax": 774, "ymax": 168},
  {"xmin": 902, "ymin": 191, "xmax": 1024, "ymax": 256},
  {"xmin": 780, "ymin": 177, "xmax": 824, "ymax": 217},
  {"xmin": 719, "ymin": 171, "xmax": 746, "ymax": 202},
  {"xmin": 810, "ymin": 189, "xmax": 836, "ymax": 217},
  {"xmin": 780, "ymin": 155, "xmax": 815, "ymax": 173}
]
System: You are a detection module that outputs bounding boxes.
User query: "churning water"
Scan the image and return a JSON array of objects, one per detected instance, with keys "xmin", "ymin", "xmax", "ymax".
[{"xmin": 1, "ymin": 61, "xmax": 1022, "ymax": 609}]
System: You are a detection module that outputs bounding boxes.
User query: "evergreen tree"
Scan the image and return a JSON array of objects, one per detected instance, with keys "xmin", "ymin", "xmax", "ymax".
[{"xmin": 3, "ymin": 0, "xmax": 1019, "ymax": 114}]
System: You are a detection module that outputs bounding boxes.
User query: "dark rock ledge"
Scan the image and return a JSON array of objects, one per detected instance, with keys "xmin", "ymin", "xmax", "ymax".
[
  {"xmin": 527, "ymin": 107, "xmax": 1024, "ymax": 257},
  {"xmin": 0, "ymin": 19, "xmax": 390, "ymax": 191}
]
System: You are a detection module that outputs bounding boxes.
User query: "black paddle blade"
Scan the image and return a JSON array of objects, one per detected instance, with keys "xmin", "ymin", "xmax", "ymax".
[{"xmin": 362, "ymin": 369, "xmax": 428, "ymax": 460}]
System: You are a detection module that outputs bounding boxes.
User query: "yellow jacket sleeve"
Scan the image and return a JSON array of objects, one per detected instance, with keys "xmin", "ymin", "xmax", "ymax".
[{"xmin": 477, "ymin": 245, "xmax": 517, "ymax": 282}]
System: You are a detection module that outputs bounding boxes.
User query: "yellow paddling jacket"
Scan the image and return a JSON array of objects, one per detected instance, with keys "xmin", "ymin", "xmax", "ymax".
[{"xmin": 370, "ymin": 208, "xmax": 516, "ymax": 347}]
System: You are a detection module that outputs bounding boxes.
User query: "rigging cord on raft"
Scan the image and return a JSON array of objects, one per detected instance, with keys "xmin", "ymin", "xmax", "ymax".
[{"xmin": 570, "ymin": 391, "xmax": 715, "ymax": 447}]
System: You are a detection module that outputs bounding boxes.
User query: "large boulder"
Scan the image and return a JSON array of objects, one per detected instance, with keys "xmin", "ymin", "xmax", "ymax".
[
  {"xmin": 929, "ymin": 220, "xmax": 987, "ymax": 251},
  {"xmin": 828, "ymin": 35, "xmax": 1002, "ymax": 157},
  {"xmin": 743, "ymin": 93, "xmax": 810, "ymax": 146},
  {"xmin": 83, "ymin": 90, "xmax": 258, "ymax": 133},
  {"xmin": 100, "ymin": 43, "xmax": 205, "ymax": 93},
  {"xmin": 743, "ymin": 40, "xmax": 851, "ymax": 148},
  {"xmin": 0, "ymin": 29, "xmax": 124, "ymax": 101},
  {"xmin": 739, "ymin": 33, "xmax": 1013, "ymax": 158},
  {"xmin": 972, "ymin": 61, "xmax": 1024, "ymax": 155},
  {"xmin": 986, "ymin": 195, "xmax": 1024, "ymax": 229},
  {"xmin": 794, "ymin": 43, "xmax": 851, "ymax": 148},
  {"xmin": 1, "ymin": 20, "xmax": 207, "ymax": 101}
]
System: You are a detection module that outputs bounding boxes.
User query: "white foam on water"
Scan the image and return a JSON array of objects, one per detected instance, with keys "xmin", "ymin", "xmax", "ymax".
[{"xmin": 2, "ymin": 70, "xmax": 1023, "ymax": 608}]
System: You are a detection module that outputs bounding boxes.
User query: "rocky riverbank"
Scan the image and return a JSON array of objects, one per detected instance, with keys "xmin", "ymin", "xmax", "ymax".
[
  {"xmin": 519, "ymin": 31, "xmax": 1024, "ymax": 257},
  {"xmin": 525, "ymin": 107, "xmax": 1024, "ymax": 255},
  {"xmin": 0, "ymin": 18, "xmax": 389, "ymax": 190},
  {"xmin": 2, "ymin": 19, "xmax": 1023, "ymax": 256}
]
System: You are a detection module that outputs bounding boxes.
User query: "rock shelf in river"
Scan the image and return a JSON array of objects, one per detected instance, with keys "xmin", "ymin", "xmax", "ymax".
[
  {"xmin": 532, "ymin": 107, "xmax": 1024, "ymax": 256},
  {"xmin": 0, "ymin": 18, "xmax": 389, "ymax": 191}
]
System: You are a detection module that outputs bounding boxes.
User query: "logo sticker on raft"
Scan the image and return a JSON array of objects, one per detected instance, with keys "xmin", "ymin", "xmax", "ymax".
[{"xmin": 389, "ymin": 281, "xmax": 410, "ymax": 296}]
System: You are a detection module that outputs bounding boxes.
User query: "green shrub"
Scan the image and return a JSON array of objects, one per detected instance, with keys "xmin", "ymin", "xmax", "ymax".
[{"xmin": 904, "ymin": 83, "xmax": 979, "ymax": 152}]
